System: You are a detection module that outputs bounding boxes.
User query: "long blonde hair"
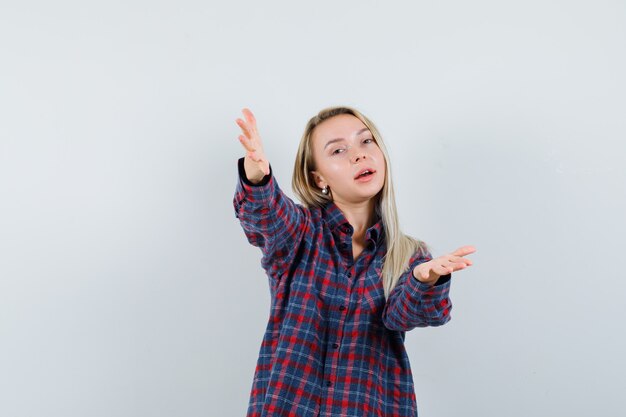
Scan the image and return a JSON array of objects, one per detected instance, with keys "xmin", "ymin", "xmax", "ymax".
[{"xmin": 292, "ymin": 106, "xmax": 430, "ymax": 300}]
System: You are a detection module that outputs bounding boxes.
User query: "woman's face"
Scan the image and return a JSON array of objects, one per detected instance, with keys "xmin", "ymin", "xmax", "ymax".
[{"xmin": 310, "ymin": 114, "xmax": 386, "ymax": 205}]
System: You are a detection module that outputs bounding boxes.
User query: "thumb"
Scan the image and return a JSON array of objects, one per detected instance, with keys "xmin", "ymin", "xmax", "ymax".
[{"xmin": 248, "ymin": 151, "xmax": 270, "ymax": 175}]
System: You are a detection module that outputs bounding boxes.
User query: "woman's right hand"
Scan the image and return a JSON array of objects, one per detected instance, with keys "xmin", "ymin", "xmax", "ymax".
[{"xmin": 236, "ymin": 108, "xmax": 270, "ymax": 183}]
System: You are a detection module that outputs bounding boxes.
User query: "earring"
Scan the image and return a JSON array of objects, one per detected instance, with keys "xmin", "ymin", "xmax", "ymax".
[{"xmin": 322, "ymin": 185, "xmax": 329, "ymax": 195}]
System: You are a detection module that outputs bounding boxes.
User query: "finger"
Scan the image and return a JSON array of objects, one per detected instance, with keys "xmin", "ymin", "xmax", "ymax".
[
  {"xmin": 433, "ymin": 264, "xmax": 454, "ymax": 275},
  {"xmin": 236, "ymin": 118, "xmax": 253, "ymax": 139},
  {"xmin": 450, "ymin": 245, "xmax": 476, "ymax": 257},
  {"xmin": 448, "ymin": 255, "xmax": 473, "ymax": 266},
  {"xmin": 248, "ymin": 150, "xmax": 265, "ymax": 163},
  {"xmin": 449, "ymin": 261, "xmax": 469, "ymax": 271},
  {"xmin": 443, "ymin": 260, "xmax": 469, "ymax": 271},
  {"xmin": 242, "ymin": 108, "xmax": 257, "ymax": 132},
  {"xmin": 440, "ymin": 257, "xmax": 465, "ymax": 270},
  {"xmin": 238, "ymin": 135, "xmax": 256, "ymax": 152}
]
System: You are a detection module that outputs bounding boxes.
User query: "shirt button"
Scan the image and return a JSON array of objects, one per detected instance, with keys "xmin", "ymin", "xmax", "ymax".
[
  {"xmin": 339, "ymin": 305, "xmax": 346, "ymax": 311},
  {"xmin": 326, "ymin": 380, "xmax": 333, "ymax": 387},
  {"xmin": 332, "ymin": 343, "xmax": 339, "ymax": 348}
]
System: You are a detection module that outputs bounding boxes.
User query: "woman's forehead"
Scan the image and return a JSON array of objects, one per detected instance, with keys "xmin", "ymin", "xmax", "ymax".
[{"xmin": 312, "ymin": 115, "xmax": 369, "ymax": 147}]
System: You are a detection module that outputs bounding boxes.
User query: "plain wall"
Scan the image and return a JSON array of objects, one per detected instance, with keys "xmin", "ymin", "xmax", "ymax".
[{"xmin": 1, "ymin": 1, "xmax": 625, "ymax": 416}]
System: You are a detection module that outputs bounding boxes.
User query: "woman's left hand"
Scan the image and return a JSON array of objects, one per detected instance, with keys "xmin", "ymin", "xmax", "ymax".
[{"xmin": 413, "ymin": 245, "xmax": 476, "ymax": 285}]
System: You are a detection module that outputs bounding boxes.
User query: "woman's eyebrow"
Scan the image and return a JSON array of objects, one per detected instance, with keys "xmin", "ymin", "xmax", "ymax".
[{"xmin": 324, "ymin": 128, "xmax": 370, "ymax": 149}]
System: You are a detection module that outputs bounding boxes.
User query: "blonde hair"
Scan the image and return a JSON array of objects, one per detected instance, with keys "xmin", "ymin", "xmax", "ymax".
[{"xmin": 292, "ymin": 106, "xmax": 430, "ymax": 300}]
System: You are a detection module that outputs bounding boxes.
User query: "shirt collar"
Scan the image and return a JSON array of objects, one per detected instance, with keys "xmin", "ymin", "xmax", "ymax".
[{"xmin": 322, "ymin": 200, "xmax": 384, "ymax": 247}]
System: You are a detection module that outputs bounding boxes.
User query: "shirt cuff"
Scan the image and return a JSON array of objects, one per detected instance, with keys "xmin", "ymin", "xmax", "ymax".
[
  {"xmin": 413, "ymin": 272, "xmax": 451, "ymax": 288},
  {"xmin": 234, "ymin": 157, "xmax": 277, "ymax": 217},
  {"xmin": 408, "ymin": 271, "xmax": 451, "ymax": 295},
  {"xmin": 238, "ymin": 157, "xmax": 272, "ymax": 187}
]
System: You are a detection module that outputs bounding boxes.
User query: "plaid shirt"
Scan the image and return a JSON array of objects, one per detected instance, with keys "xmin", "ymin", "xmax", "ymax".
[{"xmin": 233, "ymin": 157, "xmax": 452, "ymax": 417}]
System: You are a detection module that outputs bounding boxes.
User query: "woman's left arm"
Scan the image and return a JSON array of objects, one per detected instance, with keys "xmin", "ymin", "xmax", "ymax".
[{"xmin": 382, "ymin": 245, "xmax": 476, "ymax": 331}]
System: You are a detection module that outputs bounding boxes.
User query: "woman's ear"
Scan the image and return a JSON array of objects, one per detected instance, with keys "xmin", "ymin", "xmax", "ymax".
[{"xmin": 309, "ymin": 170, "xmax": 326, "ymax": 189}]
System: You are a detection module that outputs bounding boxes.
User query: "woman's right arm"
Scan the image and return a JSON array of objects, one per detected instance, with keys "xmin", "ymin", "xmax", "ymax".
[{"xmin": 232, "ymin": 108, "xmax": 311, "ymax": 282}]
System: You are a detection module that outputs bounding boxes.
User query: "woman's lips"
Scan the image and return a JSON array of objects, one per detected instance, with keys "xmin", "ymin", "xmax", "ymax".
[
  {"xmin": 355, "ymin": 171, "xmax": 376, "ymax": 182},
  {"xmin": 354, "ymin": 168, "xmax": 376, "ymax": 179}
]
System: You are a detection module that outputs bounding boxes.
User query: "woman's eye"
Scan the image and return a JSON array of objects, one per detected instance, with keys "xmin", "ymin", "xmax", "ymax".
[
  {"xmin": 332, "ymin": 148, "xmax": 344, "ymax": 155},
  {"xmin": 363, "ymin": 138, "xmax": 374, "ymax": 144}
]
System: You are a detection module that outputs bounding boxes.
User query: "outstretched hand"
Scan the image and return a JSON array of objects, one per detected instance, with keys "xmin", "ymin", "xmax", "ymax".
[
  {"xmin": 413, "ymin": 245, "xmax": 476, "ymax": 285},
  {"xmin": 235, "ymin": 108, "xmax": 270, "ymax": 182}
]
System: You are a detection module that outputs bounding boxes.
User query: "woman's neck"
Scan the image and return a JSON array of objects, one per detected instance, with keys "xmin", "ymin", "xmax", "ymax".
[{"xmin": 333, "ymin": 198, "xmax": 377, "ymax": 237}]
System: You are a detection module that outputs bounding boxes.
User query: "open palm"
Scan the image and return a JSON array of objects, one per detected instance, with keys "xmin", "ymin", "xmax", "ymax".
[{"xmin": 413, "ymin": 245, "xmax": 476, "ymax": 284}]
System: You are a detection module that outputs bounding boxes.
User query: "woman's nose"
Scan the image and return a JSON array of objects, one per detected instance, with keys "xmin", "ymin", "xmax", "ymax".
[{"xmin": 352, "ymin": 151, "xmax": 367, "ymax": 164}]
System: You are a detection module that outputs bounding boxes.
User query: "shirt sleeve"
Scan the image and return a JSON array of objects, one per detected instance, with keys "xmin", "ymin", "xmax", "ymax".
[
  {"xmin": 381, "ymin": 246, "xmax": 452, "ymax": 331},
  {"xmin": 232, "ymin": 157, "xmax": 311, "ymax": 283}
]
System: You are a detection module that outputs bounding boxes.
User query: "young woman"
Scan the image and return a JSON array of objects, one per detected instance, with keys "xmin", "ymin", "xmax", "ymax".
[{"xmin": 233, "ymin": 106, "xmax": 475, "ymax": 417}]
